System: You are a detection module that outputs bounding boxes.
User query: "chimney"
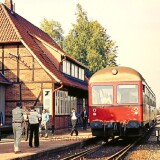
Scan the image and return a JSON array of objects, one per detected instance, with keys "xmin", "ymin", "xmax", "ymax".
[{"xmin": 4, "ymin": 0, "xmax": 14, "ymax": 11}]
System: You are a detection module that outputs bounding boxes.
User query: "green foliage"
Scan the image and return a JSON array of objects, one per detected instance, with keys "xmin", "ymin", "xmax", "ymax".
[
  {"xmin": 40, "ymin": 19, "xmax": 64, "ymax": 48},
  {"xmin": 40, "ymin": 4, "xmax": 118, "ymax": 76},
  {"xmin": 63, "ymin": 4, "xmax": 118, "ymax": 75}
]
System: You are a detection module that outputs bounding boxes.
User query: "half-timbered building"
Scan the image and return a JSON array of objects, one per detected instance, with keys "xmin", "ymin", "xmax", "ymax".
[{"xmin": 0, "ymin": 0, "xmax": 88, "ymax": 131}]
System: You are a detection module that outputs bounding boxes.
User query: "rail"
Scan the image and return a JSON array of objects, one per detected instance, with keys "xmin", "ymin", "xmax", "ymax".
[
  {"xmin": 61, "ymin": 128, "xmax": 152, "ymax": 160},
  {"xmin": 106, "ymin": 139, "xmax": 140, "ymax": 160},
  {"xmin": 61, "ymin": 137, "xmax": 119, "ymax": 160},
  {"xmin": 106, "ymin": 127, "xmax": 152, "ymax": 160},
  {"xmin": 61, "ymin": 144, "xmax": 102, "ymax": 160}
]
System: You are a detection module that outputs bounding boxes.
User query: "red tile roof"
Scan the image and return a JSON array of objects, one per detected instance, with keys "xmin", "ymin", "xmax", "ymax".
[
  {"xmin": 0, "ymin": 3, "xmax": 88, "ymax": 90},
  {"xmin": 0, "ymin": 5, "xmax": 20, "ymax": 43}
]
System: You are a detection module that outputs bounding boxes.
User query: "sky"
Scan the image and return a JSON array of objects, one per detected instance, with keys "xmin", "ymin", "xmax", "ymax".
[{"xmin": 3, "ymin": 0, "xmax": 160, "ymax": 107}]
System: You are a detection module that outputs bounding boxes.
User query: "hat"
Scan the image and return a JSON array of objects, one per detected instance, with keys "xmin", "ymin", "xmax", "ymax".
[{"xmin": 16, "ymin": 102, "xmax": 22, "ymax": 107}]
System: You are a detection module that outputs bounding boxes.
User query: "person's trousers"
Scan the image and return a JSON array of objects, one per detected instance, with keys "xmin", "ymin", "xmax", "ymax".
[
  {"xmin": 39, "ymin": 121, "xmax": 48, "ymax": 136},
  {"xmin": 82, "ymin": 117, "xmax": 88, "ymax": 130},
  {"xmin": 23, "ymin": 121, "xmax": 29, "ymax": 141},
  {"xmin": 71, "ymin": 119, "xmax": 78, "ymax": 135},
  {"xmin": 12, "ymin": 123, "xmax": 22, "ymax": 152},
  {"xmin": 29, "ymin": 123, "xmax": 39, "ymax": 147}
]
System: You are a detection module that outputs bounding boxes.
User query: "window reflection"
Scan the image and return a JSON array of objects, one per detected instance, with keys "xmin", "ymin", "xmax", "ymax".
[
  {"xmin": 117, "ymin": 85, "xmax": 138, "ymax": 104},
  {"xmin": 92, "ymin": 85, "xmax": 113, "ymax": 104}
]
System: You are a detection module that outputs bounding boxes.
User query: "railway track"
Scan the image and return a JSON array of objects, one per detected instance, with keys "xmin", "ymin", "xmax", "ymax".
[
  {"xmin": 108, "ymin": 127, "xmax": 154, "ymax": 160},
  {"xmin": 61, "ymin": 144, "xmax": 102, "ymax": 160},
  {"xmin": 106, "ymin": 137, "xmax": 141, "ymax": 160},
  {"xmin": 60, "ymin": 137, "xmax": 119, "ymax": 160},
  {"xmin": 60, "ymin": 128, "xmax": 153, "ymax": 160}
]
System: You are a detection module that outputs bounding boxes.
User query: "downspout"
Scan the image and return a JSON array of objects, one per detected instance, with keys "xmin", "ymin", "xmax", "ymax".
[
  {"xmin": 52, "ymin": 82, "xmax": 63, "ymax": 134},
  {"xmin": 51, "ymin": 55, "xmax": 65, "ymax": 134}
]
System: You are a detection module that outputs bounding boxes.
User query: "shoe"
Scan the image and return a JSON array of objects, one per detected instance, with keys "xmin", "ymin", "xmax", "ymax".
[
  {"xmin": 75, "ymin": 130, "xmax": 78, "ymax": 136},
  {"xmin": 44, "ymin": 134, "xmax": 48, "ymax": 138},
  {"xmin": 29, "ymin": 145, "xmax": 32, "ymax": 148},
  {"xmin": 35, "ymin": 146, "xmax": 39, "ymax": 148},
  {"xmin": 71, "ymin": 130, "xmax": 74, "ymax": 136},
  {"xmin": 15, "ymin": 151, "xmax": 21, "ymax": 154}
]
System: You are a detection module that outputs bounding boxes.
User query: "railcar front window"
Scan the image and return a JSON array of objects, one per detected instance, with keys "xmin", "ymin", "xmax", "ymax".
[
  {"xmin": 117, "ymin": 85, "xmax": 138, "ymax": 104},
  {"xmin": 92, "ymin": 86, "xmax": 113, "ymax": 105}
]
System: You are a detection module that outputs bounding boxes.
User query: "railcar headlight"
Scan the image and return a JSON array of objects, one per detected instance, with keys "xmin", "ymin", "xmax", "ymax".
[
  {"xmin": 133, "ymin": 107, "xmax": 138, "ymax": 115},
  {"xmin": 93, "ymin": 108, "xmax": 96, "ymax": 116},
  {"xmin": 112, "ymin": 69, "xmax": 118, "ymax": 75}
]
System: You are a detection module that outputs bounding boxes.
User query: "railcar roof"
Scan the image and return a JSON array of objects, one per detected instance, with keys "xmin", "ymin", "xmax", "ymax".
[{"xmin": 89, "ymin": 66, "xmax": 144, "ymax": 83}]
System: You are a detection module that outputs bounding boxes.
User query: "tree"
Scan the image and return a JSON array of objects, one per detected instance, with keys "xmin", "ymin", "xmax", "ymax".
[
  {"xmin": 40, "ymin": 19, "xmax": 64, "ymax": 48},
  {"xmin": 64, "ymin": 4, "xmax": 117, "ymax": 75}
]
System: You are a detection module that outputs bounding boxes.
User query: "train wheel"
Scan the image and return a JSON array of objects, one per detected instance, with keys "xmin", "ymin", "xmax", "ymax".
[
  {"xmin": 103, "ymin": 137, "xmax": 109, "ymax": 143},
  {"xmin": 111, "ymin": 136, "xmax": 114, "ymax": 140}
]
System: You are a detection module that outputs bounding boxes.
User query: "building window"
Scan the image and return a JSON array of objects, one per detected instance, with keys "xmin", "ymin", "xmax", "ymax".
[
  {"xmin": 55, "ymin": 90, "xmax": 69, "ymax": 115},
  {"xmin": 78, "ymin": 68, "xmax": 84, "ymax": 80},
  {"xmin": 81, "ymin": 69, "xmax": 84, "ymax": 80},
  {"xmin": 66, "ymin": 61, "xmax": 70, "ymax": 75},
  {"xmin": 62, "ymin": 60, "xmax": 84, "ymax": 81},
  {"xmin": 79, "ymin": 68, "xmax": 81, "ymax": 80},
  {"xmin": 75, "ymin": 65, "xmax": 78, "ymax": 78},
  {"xmin": 70, "ymin": 96, "xmax": 77, "ymax": 110},
  {"xmin": 71, "ymin": 64, "xmax": 75, "ymax": 77},
  {"xmin": 83, "ymin": 98, "xmax": 86, "ymax": 108},
  {"xmin": 55, "ymin": 90, "xmax": 77, "ymax": 115},
  {"xmin": 63, "ymin": 60, "xmax": 67, "ymax": 74}
]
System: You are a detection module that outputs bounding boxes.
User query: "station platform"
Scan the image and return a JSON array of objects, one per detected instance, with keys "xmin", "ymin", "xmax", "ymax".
[{"xmin": 0, "ymin": 128, "xmax": 93, "ymax": 160}]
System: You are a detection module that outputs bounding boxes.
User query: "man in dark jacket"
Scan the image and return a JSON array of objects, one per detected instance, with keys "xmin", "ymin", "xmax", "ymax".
[{"xmin": 81, "ymin": 107, "xmax": 88, "ymax": 130}]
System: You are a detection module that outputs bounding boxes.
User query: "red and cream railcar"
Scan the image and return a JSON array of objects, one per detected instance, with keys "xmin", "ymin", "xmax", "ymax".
[{"xmin": 88, "ymin": 67, "xmax": 156, "ymax": 138}]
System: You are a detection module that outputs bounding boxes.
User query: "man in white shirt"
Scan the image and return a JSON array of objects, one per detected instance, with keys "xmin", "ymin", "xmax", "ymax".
[
  {"xmin": 28, "ymin": 107, "xmax": 41, "ymax": 148},
  {"xmin": 70, "ymin": 108, "xmax": 78, "ymax": 136},
  {"xmin": 12, "ymin": 102, "xmax": 26, "ymax": 153}
]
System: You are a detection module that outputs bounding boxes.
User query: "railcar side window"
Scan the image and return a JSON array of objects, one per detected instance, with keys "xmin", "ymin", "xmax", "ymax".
[
  {"xmin": 117, "ymin": 85, "xmax": 138, "ymax": 104},
  {"xmin": 92, "ymin": 85, "xmax": 113, "ymax": 105}
]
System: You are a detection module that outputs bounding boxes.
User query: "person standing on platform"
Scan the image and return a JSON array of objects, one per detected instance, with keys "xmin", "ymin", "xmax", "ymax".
[
  {"xmin": 28, "ymin": 107, "xmax": 41, "ymax": 148},
  {"xmin": 70, "ymin": 108, "xmax": 78, "ymax": 136},
  {"xmin": 22, "ymin": 107, "xmax": 29, "ymax": 141},
  {"xmin": 12, "ymin": 102, "xmax": 26, "ymax": 154},
  {"xmin": 81, "ymin": 107, "xmax": 88, "ymax": 130},
  {"xmin": 40, "ymin": 109, "xmax": 49, "ymax": 138}
]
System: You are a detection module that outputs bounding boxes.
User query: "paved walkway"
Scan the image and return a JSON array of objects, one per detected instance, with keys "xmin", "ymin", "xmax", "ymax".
[
  {"xmin": 0, "ymin": 129, "xmax": 93, "ymax": 160},
  {"xmin": 3, "ymin": 125, "xmax": 160, "ymax": 160}
]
